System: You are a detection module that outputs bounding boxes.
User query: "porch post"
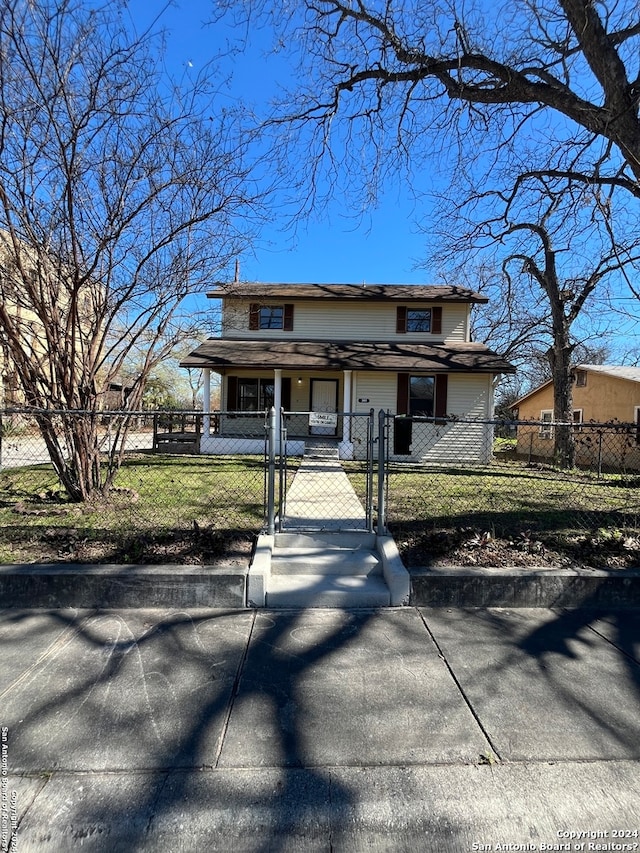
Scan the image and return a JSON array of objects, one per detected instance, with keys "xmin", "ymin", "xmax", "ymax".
[
  {"xmin": 342, "ymin": 369, "xmax": 352, "ymax": 442},
  {"xmin": 274, "ymin": 368, "xmax": 282, "ymax": 445},
  {"xmin": 203, "ymin": 368, "xmax": 211, "ymax": 437}
]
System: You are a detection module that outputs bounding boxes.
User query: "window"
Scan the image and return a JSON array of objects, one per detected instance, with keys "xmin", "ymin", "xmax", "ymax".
[
  {"xmin": 575, "ymin": 370, "xmax": 587, "ymax": 387},
  {"xmin": 259, "ymin": 305, "xmax": 283, "ymax": 329},
  {"xmin": 572, "ymin": 409, "xmax": 583, "ymax": 432},
  {"xmin": 396, "ymin": 306, "xmax": 442, "ymax": 334},
  {"xmin": 540, "ymin": 410, "xmax": 553, "ymax": 439},
  {"xmin": 409, "ymin": 376, "xmax": 435, "ymax": 416},
  {"xmin": 407, "ymin": 310, "xmax": 432, "ymax": 332},
  {"xmin": 227, "ymin": 376, "xmax": 291, "ymax": 412},
  {"xmin": 249, "ymin": 303, "xmax": 294, "ymax": 331},
  {"xmin": 237, "ymin": 378, "xmax": 274, "ymax": 411},
  {"xmin": 397, "ymin": 373, "xmax": 448, "ymax": 420},
  {"xmin": 635, "ymin": 407, "xmax": 640, "ymax": 445}
]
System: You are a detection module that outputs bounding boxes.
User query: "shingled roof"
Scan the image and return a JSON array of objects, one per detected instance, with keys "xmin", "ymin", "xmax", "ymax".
[
  {"xmin": 207, "ymin": 283, "xmax": 488, "ymax": 303},
  {"xmin": 180, "ymin": 339, "xmax": 515, "ymax": 374}
]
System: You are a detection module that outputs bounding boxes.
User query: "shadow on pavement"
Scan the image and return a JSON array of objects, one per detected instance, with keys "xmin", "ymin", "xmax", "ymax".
[{"xmin": 0, "ymin": 608, "xmax": 376, "ymax": 851}]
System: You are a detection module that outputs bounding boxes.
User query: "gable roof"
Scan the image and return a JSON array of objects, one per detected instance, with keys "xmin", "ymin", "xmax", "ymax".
[
  {"xmin": 577, "ymin": 364, "xmax": 640, "ymax": 383},
  {"xmin": 180, "ymin": 339, "xmax": 515, "ymax": 374},
  {"xmin": 207, "ymin": 282, "xmax": 488, "ymax": 303},
  {"xmin": 509, "ymin": 364, "xmax": 640, "ymax": 409}
]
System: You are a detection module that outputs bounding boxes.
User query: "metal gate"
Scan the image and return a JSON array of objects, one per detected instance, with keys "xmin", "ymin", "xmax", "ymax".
[{"xmin": 265, "ymin": 408, "xmax": 379, "ymax": 534}]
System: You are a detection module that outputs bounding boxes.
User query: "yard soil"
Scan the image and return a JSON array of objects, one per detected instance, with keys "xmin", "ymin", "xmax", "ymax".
[
  {"xmin": 0, "ymin": 527, "xmax": 254, "ymax": 566},
  {"xmin": 393, "ymin": 526, "xmax": 640, "ymax": 571},
  {"xmin": 2, "ymin": 524, "xmax": 638, "ymax": 570}
]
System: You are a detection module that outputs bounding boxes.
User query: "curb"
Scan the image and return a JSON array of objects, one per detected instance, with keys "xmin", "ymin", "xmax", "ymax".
[
  {"xmin": 409, "ymin": 565, "xmax": 640, "ymax": 608},
  {"xmin": 0, "ymin": 563, "xmax": 247, "ymax": 608},
  {"xmin": 2, "ymin": 562, "xmax": 639, "ymax": 610}
]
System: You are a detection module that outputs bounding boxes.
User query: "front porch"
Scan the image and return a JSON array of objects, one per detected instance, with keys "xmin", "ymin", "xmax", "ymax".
[
  {"xmin": 198, "ymin": 367, "xmax": 363, "ymax": 459},
  {"xmin": 199, "ymin": 419, "xmax": 358, "ymax": 460}
]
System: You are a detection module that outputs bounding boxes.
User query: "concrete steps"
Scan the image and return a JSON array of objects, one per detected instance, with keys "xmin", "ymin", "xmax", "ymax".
[
  {"xmin": 266, "ymin": 573, "xmax": 391, "ymax": 608},
  {"xmin": 264, "ymin": 532, "xmax": 391, "ymax": 608},
  {"xmin": 303, "ymin": 441, "xmax": 340, "ymax": 459}
]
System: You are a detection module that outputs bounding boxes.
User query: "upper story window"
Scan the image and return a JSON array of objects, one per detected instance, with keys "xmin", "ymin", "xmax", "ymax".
[
  {"xmin": 249, "ymin": 302, "xmax": 294, "ymax": 331},
  {"xmin": 259, "ymin": 306, "xmax": 283, "ymax": 329},
  {"xmin": 575, "ymin": 369, "xmax": 587, "ymax": 387},
  {"xmin": 407, "ymin": 310, "xmax": 432, "ymax": 332},
  {"xmin": 396, "ymin": 305, "xmax": 442, "ymax": 334}
]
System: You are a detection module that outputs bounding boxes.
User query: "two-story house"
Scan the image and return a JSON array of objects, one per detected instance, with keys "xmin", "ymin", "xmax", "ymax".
[{"xmin": 180, "ymin": 282, "xmax": 515, "ymax": 461}]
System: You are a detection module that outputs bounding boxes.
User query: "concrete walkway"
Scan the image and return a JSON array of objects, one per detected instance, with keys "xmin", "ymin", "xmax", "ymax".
[
  {"xmin": 1, "ymin": 605, "xmax": 639, "ymax": 851},
  {"xmin": 282, "ymin": 456, "xmax": 370, "ymax": 531},
  {"xmin": 257, "ymin": 455, "xmax": 407, "ymax": 607}
]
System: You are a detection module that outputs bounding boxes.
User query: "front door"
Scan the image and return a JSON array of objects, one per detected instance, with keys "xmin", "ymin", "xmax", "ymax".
[{"xmin": 310, "ymin": 379, "xmax": 338, "ymax": 435}]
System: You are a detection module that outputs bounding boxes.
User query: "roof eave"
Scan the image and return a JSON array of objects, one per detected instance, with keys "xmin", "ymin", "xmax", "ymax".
[{"xmin": 206, "ymin": 283, "xmax": 489, "ymax": 304}]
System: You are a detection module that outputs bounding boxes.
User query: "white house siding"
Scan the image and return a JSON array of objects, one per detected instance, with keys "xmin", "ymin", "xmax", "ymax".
[
  {"xmin": 347, "ymin": 372, "xmax": 494, "ymax": 462},
  {"xmin": 447, "ymin": 373, "xmax": 492, "ymax": 418},
  {"xmin": 220, "ymin": 302, "xmax": 244, "ymax": 336},
  {"xmin": 221, "ymin": 299, "xmax": 468, "ymax": 342},
  {"xmin": 390, "ymin": 374, "xmax": 494, "ymax": 464},
  {"xmin": 353, "ymin": 372, "xmax": 397, "ymax": 412}
]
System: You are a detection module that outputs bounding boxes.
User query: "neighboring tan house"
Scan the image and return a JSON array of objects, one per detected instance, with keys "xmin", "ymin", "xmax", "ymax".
[
  {"xmin": 180, "ymin": 282, "xmax": 514, "ymax": 462},
  {"xmin": 0, "ymin": 232, "xmax": 105, "ymax": 410},
  {"xmin": 0, "ymin": 271, "xmax": 45, "ymax": 408},
  {"xmin": 510, "ymin": 365, "xmax": 640, "ymax": 470}
]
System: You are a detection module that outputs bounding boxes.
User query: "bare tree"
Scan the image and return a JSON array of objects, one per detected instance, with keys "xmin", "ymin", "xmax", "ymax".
[
  {"xmin": 432, "ymin": 175, "xmax": 639, "ymax": 465},
  {"xmin": 0, "ymin": 0, "xmax": 261, "ymax": 501},
  {"xmin": 224, "ymin": 0, "xmax": 640, "ymax": 199},
  {"xmin": 216, "ymin": 0, "xmax": 640, "ymax": 461}
]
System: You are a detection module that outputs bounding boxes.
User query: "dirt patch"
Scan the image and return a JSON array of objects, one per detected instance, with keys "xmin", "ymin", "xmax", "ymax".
[
  {"xmin": 1, "ymin": 518, "xmax": 638, "ymax": 572},
  {"xmin": 394, "ymin": 526, "xmax": 640, "ymax": 570},
  {"xmin": 0, "ymin": 526, "xmax": 255, "ymax": 566}
]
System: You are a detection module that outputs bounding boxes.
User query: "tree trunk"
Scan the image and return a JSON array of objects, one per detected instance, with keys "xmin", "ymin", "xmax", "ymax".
[
  {"xmin": 548, "ymin": 339, "xmax": 575, "ymax": 469},
  {"xmin": 35, "ymin": 410, "xmax": 105, "ymax": 502}
]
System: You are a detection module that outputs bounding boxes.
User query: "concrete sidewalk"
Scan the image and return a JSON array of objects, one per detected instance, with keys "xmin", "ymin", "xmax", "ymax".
[{"xmin": 1, "ymin": 605, "xmax": 639, "ymax": 851}]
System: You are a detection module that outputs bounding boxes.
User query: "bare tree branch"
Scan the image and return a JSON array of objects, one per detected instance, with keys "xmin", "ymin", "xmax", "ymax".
[{"xmin": 0, "ymin": 0, "xmax": 262, "ymax": 500}]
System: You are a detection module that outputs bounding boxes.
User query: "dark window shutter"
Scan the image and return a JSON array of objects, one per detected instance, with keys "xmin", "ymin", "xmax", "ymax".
[
  {"xmin": 431, "ymin": 307, "xmax": 442, "ymax": 334},
  {"xmin": 283, "ymin": 303, "xmax": 294, "ymax": 331},
  {"xmin": 249, "ymin": 303, "xmax": 259, "ymax": 330},
  {"xmin": 435, "ymin": 374, "xmax": 448, "ymax": 421},
  {"xmin": 227, "ymin": 375, "xmax": 238, "ymax": 410},
  {"xmin": 281, "ymin": 377, "xmax": 291, "ymax": 410},
  {"xmin": 397, "ymin": 373, "xmax": 409, "ymax": 414},
  {"xmin": 396, "ymin": 306, "xmax": 407, "ymax": 333}
]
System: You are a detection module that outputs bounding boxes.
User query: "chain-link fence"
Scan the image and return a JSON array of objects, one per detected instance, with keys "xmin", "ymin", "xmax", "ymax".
[
  {"xmin": 1, "ymin": 408, "xmax": 638, "ymax": 566},
  {"xmin": 272, "ymin": 410, "xmax": 376, "ymax": 533},
  {"xmin": 381, "ymin": 415, "xmax": 640, "ymax": 567},
  {"xmin": 0, "ymin": 408, "xmax": 273, "ymax": 564}
]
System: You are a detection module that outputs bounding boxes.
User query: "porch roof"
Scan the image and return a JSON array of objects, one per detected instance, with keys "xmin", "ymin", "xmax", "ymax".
[{"xmin": 180, "ymin": 339, "xmax": 515, "ymax": 374}]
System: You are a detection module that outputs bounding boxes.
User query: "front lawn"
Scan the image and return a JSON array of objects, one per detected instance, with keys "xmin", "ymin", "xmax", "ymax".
[
  {"xmin": 1, "ymin": 454, "xmax": 638, "ymax": 569},
  {"xmin": 0, "ymin": 454, "xmax": 271, "ymax": 564},
  {"xmin": 346, "ymin": 460, "xmax": 640, "ymax": 569}
]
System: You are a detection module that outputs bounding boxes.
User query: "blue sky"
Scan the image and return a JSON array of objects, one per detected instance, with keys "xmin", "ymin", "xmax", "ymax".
[
  {"xmin": 126, "ymin": 0, "xmax": 435, "ymax": 285},
  {"xmin": 126, "ymin": 0, "xmax": 638, "ymax": 362}
]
